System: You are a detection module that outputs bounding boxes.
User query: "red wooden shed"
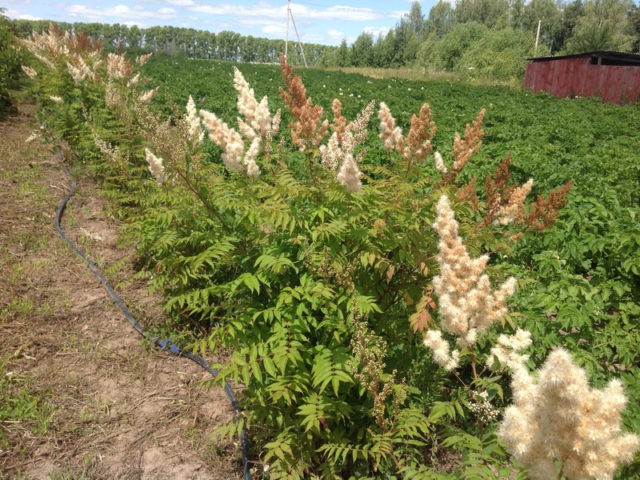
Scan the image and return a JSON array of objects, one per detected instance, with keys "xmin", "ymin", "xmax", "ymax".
[{"xmin": 524, "ymin": 51, "xmax": 640, "ymax": 104}]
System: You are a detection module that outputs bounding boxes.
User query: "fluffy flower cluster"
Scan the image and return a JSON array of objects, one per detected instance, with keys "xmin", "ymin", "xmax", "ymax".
[
  {"xmin": 127, "ymin": 73, "xmax": 141, "ymax": 88},
  {"xmin": 335, "ymin": 138, "xmax": 362, "ymax": 192},
  {"xmin": 499, "ymin": 348, "xmax": 639, "ymax": 480},
  {"xmin": 106, "ymin": 52, "xmax": 131, "ymax": 79},
  {"xmin": 138, "ymin": 88, "xmax": 158, "ymax": 104},
  {"xmin": 493, "ymin": 178, "xmax": 534, "ymax": 225},
  {"xmin": 378, "ymin": 102, "xmax": 436, "ymax": 165},
  {"xmin": 20, "ymin": 26, "xmax": 68, "ymax": 69},
  {"xmin": 434, "ymin": 151, "xmax": 447, "ymax": 174},
  {"xmin": 67, "ymin": 54, "xmax": 96, "ymax": 83},
  {"xmin": 452, "ymin": 109, "xmax": 485, "ymax": 172},
  {"xmin": 144, "ymin": 148, "xmax": 166, "ymax": 184},
  {"xmin": 21, "ymin": 65, "xmax": 38, "ymax": 79},
  {"xmin": 93, "ymin": 132, "xmax": 122, "ymax": 164},
  {"xmin": 320, "ymin": 100, "xmax": 374, "ymax": 192},
  {"xmin": 278, "ymin": 53, "xmax": 328, "ymax": 151},
  {"xmin": 104, "ymin": 81, "xmax": 118, "ymax": 109},
  {"xmin": 423, "ymin": 330, "xmax": 459, "ymax": 372},
  {"xmin": 488, "ymin": 328, "xmax": 532, "ymax": 371},
  {"xmin": 20, "ymin": 26, "xmax": 103, "ymax": 83},
  {"xmin": 135, "ymin": 53, "xmax": 153, "ymax": 66},
  {"xmin": 424, "ymin": 195, "xmax": 516, "ymax": 370},
  {"xmin": 233, "ymin": 67, "xmax": 279, "ymax": 143},
  {"xmin": 320, "ymin": 130, "xmax": 344, "ymax": 171},
  {"xmin": 200, "ymin": 68, "xmax": 280, "ymax": 177},
  {"xmin": 378, "ymin": 102, "xmax": 403, "ymax": 153},
  {"xmin": 25, "ymin": 132, "xmax": 39, "ymax": 144},
  {"xmin": 349, "ymin": 100, "xmax": 375, "ymax": 147},
  {"xmin": 185, "ymin": 96, "xmax": 204, "ymax": 145},
  {"xmin": 199, "ymin": 110, "xmax": 260, "ymax": 177}
]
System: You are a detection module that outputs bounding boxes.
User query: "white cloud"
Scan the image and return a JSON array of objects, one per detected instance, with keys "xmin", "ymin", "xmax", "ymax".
[
  {"xmin": 3, "ymin": 9, "xmax": 41, "ymax": 20},
  {"xmin": 262, "ymin": 24, "xmax": 284, "ymax": 35},
  {"xmin": 184, "ymin": 2, "xmax": 388, "ymax": 23},
  {"xmin": 294, "ymin": 5, "xmax": 382, "ymax": 22},
  {"xmin": 66, "ymin": 4, "xmax": 177, "ymax": 21},
  {"xmin": 166, "ymin": 0, "xmax": 194, "ymax": 5},
  {"xmin": 239, "ymin": 17, "xmax": 283, "ymax": 27},
  {"xmin": 363, "ymin": 26, "xmax": 391, "ymax": 38},
  {"xmin": 122, "ymin": 20, "xmax": 145, "ymax": 27},
  {"xmin": 188, "ymin": 3, "xmax": 285, "ymax": 18}
]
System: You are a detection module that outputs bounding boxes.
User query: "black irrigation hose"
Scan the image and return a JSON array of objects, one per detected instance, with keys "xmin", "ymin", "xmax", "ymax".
[{"xmin": 55, "ymin": 163, "xmax": 251, "ymax": 480}]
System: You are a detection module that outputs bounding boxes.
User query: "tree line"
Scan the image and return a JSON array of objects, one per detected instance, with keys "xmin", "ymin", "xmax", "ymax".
[
  {"xmin": 336, "ymin": 0, "xmax": 640, "ymax": 79},
  {"xmin": 10, "ymin": 19, "xmax": 332, "ymax": 67},
  {"xmin": 9, "ymin": 0, "xmax": 640, "ymax": 81}
]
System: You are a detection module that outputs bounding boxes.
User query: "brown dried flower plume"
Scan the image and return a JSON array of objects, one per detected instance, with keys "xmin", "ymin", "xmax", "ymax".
[{"xmin": 278, "ymin": 53, "xmax": 328, "ymax": 151}]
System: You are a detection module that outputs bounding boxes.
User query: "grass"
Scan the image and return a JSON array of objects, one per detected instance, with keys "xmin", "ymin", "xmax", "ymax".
[
  {"xmin": 0, "ymin": 298, "xmax": 34, "ymax": 322},
  {"xmin": 326, "ymin": 65, "xmax": 522, "ymax": 87},
  {"xmin": 0, "ymin": 358, "xmax": 54, "ymax": 449}
]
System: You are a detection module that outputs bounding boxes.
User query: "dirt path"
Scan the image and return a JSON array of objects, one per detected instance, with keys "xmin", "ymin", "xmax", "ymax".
[{"xmin": 0, "ymin": 105, "xmax": 242, "ymax": 479}]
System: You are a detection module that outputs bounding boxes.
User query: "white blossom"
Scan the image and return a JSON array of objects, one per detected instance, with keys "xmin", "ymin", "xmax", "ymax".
[{"xmin": 144, "ymin": 148, "xmax": 166, "ymax": 184}]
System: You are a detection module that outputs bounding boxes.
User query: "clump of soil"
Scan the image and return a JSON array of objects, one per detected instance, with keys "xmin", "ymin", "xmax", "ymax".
[{"xmin": 0, "ymin": 104, "xmax": 243, "ymax": 479}]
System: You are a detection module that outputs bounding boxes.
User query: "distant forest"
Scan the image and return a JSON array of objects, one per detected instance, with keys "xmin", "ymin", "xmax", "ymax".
[{"xmin": 10, "ymin": 0, "xmax": 640, "ymax": 80}]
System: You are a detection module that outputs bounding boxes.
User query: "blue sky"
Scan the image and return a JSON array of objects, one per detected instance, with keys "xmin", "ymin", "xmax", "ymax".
[{"xmin": 2, "ymin": 1, "xmax": 438, "ymax": 46}]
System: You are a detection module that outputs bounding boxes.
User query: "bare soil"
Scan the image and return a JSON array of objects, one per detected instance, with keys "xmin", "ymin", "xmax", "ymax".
[{"xmin": 0, "ymin": 105, "xmax": 243, "ymax": 479}]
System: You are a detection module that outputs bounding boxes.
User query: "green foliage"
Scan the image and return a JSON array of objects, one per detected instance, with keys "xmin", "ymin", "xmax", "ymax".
[
  {"xmin": 425, "ymin": 22, "xmax": 490, "ymax": 71},
  {"xmin": 134, "ymin": 157, "xmax": 451, "ymax": 477},
  {"xmin": 459, "ymin": 28, "xmax": 535, "ymax": 79},
  {"xmin": 417, "ymin": 23, "xmax": 534, "ymax": 80},
  {"xmin": 24, "ymin": 40, "xmax": 640, "ymax": 478},
  {"xmin": 564, "ymin": 0, "xmax": 634, "ymax": 53},
  {"xmin": 0, "ymin": 10, "xmax": 23, "ymax": 118}
]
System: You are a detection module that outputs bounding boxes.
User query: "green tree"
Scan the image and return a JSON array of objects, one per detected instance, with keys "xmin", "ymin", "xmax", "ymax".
[
  {"xmin": 553, "ymin": 0, "xmax": 585, "ymax": 53},
  {"xmin": 522, "ymin": 0, "xmax": 562, "ymax": 54},
  {"xmin": 405, "ymin": 1, "xmax": 427, "ymax": 36},
  {"xmin": 0, "ymin": 9, "xmax": 22, "ymax": 118},
  {"xmin": 509, "ymin": 0, "xmax": 526, "ymax": 28},
  {"xmin": 565, "ymin": 0, "xmax": 633, "ymax": 52},
  {"xmin": 436, "ymin": 21, "xmax": 490, "ymax": 70},
  {"xmin": 126, "ymin": 25, "xmax": 140, "ymax": 50},
  {"xmin": 372, "ymin": 32, "xmax": 394, "ymax": 67},
  {"xmin": 336, "ymin": 38, "xmax": 350, "ymax": 67},
  {"xmin": 456, "ymin": 0, "xmax": 510, "ymax": 28},
  {"xmin": 460, "ymin": 27, "xmax": 535, "ymax": 78},
  {"xmin": 426, "ymin": 0, "xmax": 457, "ymax": 37},
  {"xmin": 351, "ymin": 32, "xmax": 374, "ymax": 67},
  {"xmin": 629, "ymin": 4, "xmax": 640, "ymax": 52},
  {"xmin": 217, "ymin": 30, "xmax": 241, "ymax": 61},
  {"xmin": 416, "ymin": 32, "xmax": 442, "ymax": 69},
  {"xmin": 241, "ymin": 35, "xmax": 258, "ymax": 62}
]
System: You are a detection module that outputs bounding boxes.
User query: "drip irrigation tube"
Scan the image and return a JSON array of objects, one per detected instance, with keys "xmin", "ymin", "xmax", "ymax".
[{"xmin": 54, "ymin": 162, "xmax": 251, "ymax": 480}]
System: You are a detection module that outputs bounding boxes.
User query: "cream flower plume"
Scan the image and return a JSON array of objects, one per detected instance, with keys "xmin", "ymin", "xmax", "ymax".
[{"xmin": 500, "ymin": 348, "xmax": 639, "ymax": 480}]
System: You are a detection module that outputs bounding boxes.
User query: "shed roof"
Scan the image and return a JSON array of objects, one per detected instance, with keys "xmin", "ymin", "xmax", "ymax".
[{"xmin": 528, "ymin": 51, "xmax": 640, "ymax": 66}]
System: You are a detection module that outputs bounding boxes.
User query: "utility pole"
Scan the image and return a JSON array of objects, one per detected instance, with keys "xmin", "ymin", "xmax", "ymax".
[
  {"xmin": 534, "ymin": 19, "xmax": 542, "ymax": 56},
  {"xmin": 285, "ymin": 0, "xmax": 290, "ymax": 60},
  {"xmin": 284, "ymin": 0, "xmax": 308, "ymax": 67}
]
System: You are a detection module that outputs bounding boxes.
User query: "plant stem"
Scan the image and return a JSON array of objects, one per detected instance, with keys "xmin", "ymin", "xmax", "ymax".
[{"xmin": 179, "ymin": 169, "xmax": 232, "ymax": 232}]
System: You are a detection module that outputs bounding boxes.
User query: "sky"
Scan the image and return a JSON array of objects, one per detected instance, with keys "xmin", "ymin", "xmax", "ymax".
[{"xmin": 2, "ymin": 0, "xmax": 438, "ymax": 46}]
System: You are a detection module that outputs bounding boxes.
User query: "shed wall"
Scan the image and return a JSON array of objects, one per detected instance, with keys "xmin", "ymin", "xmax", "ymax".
[{"xmin": 524, "ymin": 57, "xmax": 640, "ymax": 104}]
